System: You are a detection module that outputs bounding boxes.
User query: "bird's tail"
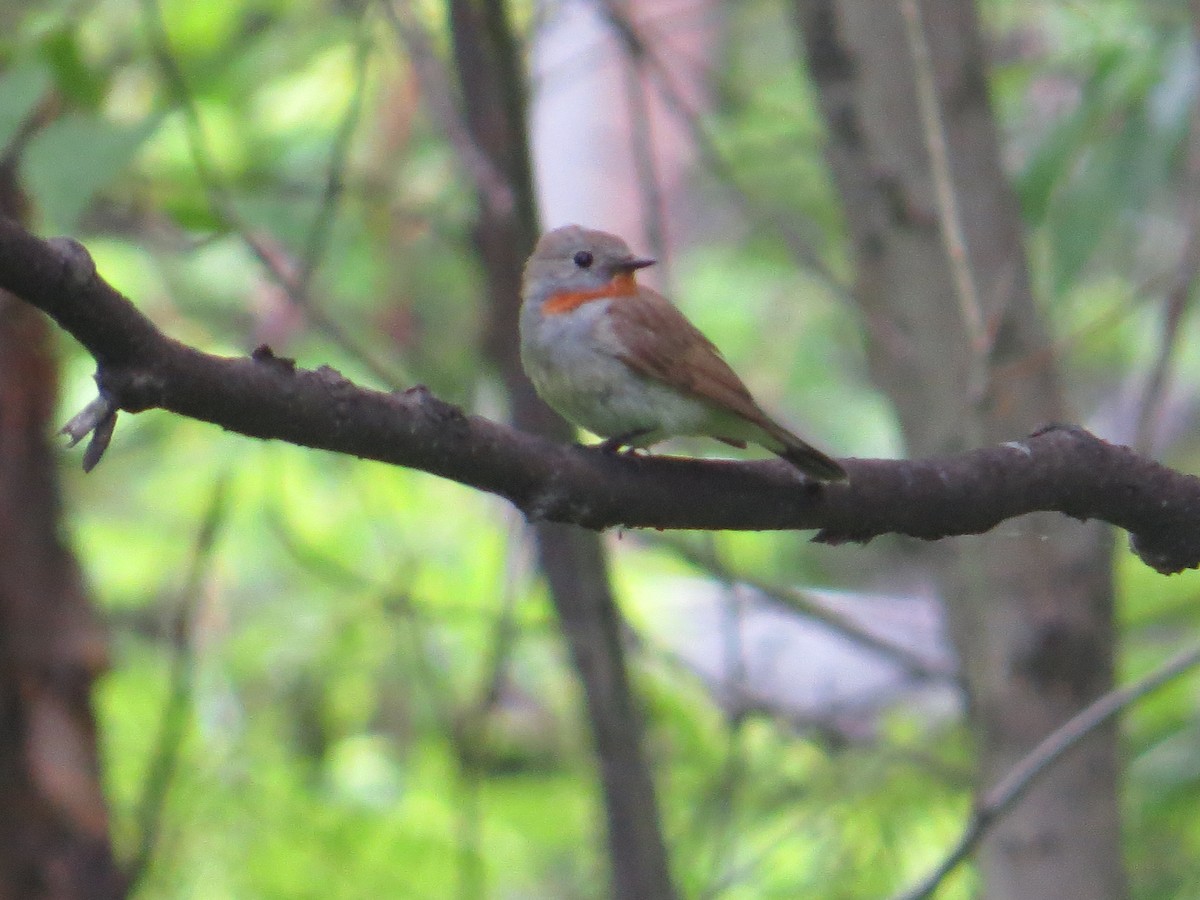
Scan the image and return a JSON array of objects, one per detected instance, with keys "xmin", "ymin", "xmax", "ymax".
[
  {"xmin": 777, "ymin": 441, "xmax": 847, "ymax": 481},
  {"xmin": 759, "ymin": 421, "xmax": 847, "ymax": 482}
]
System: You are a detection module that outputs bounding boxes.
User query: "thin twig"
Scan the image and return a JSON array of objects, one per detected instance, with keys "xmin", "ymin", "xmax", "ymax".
[
  {"xmin": 449, "ymin": 519, "xmax": 535, "ymax": 900},
  {"xmin": 655, "ymin": 535, "xmax": 955, "ymax": 681},
  {"xmin": 1133, "ymin": 24, "xmax": 1200, "ymax": 454},
  {"xmin": 126, "ymin": 474, "xmax": 230, "ymax": 892},
  {"xmin": 469, "ymin": 514, "xmax": 535, "ymax": 718},
  {"xmin": 700, "ymin": 559, "xmax": 750, "ymax": 899},
  {"xmin": 897, "ymin": 0, "xmax": 988, "ymax": 358},
  {"xmin": 384, "ymin": 588, "xmax": 490, "ymax": 900},
  {"xmin": 594, "ymin": 0, "xmax": 844, "ymax": 292},
  {"xmin": 295, "ymin": 15, "xmax": 373, "ymax": 300},
  {"xmin": 893, "ymin": 642, "xmax": 1200, "ymax": 900},
  {"xmin": 380, "ymin": 0, "xmax": 515, "ymax": 218},
  {"xmin": 601, "ymin": 0, "xmax": 673, "ymax": 286},
  {"xmin": 140, "ymin": 0, "xmax": 236, "ymax": 221},
  {"xmin": 264, "ymin": 482, "xmax": 493, "ymax": 898},
  {"xmin": 141, "ymin": 0, "xmax": 406, "ymax": 387}
]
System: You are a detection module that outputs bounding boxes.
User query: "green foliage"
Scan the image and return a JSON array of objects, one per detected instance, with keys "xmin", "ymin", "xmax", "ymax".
[
  {"xmin": 4, "ymin": 0, "xmax": 1198, "ymax": 896},
  {"xmin": 1118, "ymin": 552, "xmax": 1200, "ymax": 898},
  {"xmin": 25, "ymin": 112, "xmax": 158, "ymax": 229},
  {"xmin": 0, "ymin": 61, "xmax": 52, "ymax": 148}
]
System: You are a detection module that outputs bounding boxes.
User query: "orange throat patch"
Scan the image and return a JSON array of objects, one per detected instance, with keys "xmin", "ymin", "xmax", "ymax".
[{"xmin": 542, "ymin": 272, "xmax": 638, "ymax": 315}]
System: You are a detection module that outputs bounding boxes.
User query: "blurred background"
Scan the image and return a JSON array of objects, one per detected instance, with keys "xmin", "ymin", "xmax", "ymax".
[{"xmin": 1, "ymin": 0, "xmax": 1199, "ymax": 898}]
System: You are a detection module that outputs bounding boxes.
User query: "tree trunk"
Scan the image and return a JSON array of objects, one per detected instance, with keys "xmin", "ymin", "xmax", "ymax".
[
  {"xmin": 793, "ymin": 2, "xmax": 1125, "ymax": 898},
  {"xmin": 447, "ymin": 3, "xmax": 678, "ymax": 897},
  {"xmin": 0, "ymin": 164, "xmax": 124, "ymax": 898}
]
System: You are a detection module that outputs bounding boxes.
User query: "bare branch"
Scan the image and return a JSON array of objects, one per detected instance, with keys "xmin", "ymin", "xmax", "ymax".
[
  {"xmin": 893, "ymin": 642, "xmax": 1200, "ymax": 900},
  {"xmin": 126, "ymin": 474, "xmax": 230, "ymax": 892},
  {"xmin": 295, "ymin": 16, "xmax": 374, "ymax": 301},
  {"xmin": 898, "ymin": 0, "xmax": 988, "ymax": 358},
  {"xmin": 598, "ymin": 1, "xmax": 673, "ymax": 283},
  {"xmin": 1134, "ymin": 23, "xmax": 1200, "ymax": 453},
  {"xmin": 653, "ymin": 535, "xmax": 954, "ymax": 680},
  {"xmin": 381, "ymin": 0, "xmax": 516, "ymax": 219},
  {"xmin": 2, "ymin": 221, "xmax": 1200, "ymax": 572},
  {"xmin": 595, "ymin": 1, "xmax": 843, "ymax": 290},
  {"xmin": 141, "ymin": 0, "xmax": 405, "ymax": 387}
]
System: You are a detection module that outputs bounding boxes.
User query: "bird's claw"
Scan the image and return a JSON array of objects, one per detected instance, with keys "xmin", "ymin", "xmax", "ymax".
[{"xmin": 597, "ymin": 429, "xmax": 652, "ymax": 456}]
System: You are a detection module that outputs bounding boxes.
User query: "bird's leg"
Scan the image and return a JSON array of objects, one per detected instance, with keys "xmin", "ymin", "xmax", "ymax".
[{"xmin": 597, "ymin": 429, "xmax": 652, "ymax": 455}]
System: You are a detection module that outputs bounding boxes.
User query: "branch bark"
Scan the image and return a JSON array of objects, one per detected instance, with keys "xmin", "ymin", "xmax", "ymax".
[{"xmin": 0, "ymin": 218, "xmax": 1198, "ymax": 575}]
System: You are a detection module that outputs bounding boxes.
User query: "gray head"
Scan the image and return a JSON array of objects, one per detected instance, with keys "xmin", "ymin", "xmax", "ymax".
[{"xmin": 522, "ymin": 225, "xmax": 655, "ymax": 305}]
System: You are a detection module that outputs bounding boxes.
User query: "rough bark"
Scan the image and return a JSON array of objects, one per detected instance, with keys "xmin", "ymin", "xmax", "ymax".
[
  {"xmin": 0, "ymin": 166, "xmax": 124, "ymax": 897},
  {"xmin": 794, "ymin": 2, "xmax": 1125, "ymax": 898},
  {"xmin": 447, "ymin": 3, "xmax": 678, "ymax": 897}
]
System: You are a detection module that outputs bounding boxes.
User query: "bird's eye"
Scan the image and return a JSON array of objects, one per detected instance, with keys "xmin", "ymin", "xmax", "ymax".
[{"xmin": 573, "ymin": 250, "xmax": 594, "ymax": 269}]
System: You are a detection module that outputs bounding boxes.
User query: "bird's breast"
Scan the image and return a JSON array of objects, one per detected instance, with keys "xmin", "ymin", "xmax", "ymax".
[
  {"xmin": 540, "ymin": 272, "xmax": 639, "ymax": 316},
  {"xmin": 521, "ymin": 295, "xmax": 621, "ymax": 372},
  {"xmin": 519, "ymin": 294, "xmax": 721, "ymax": 441}
]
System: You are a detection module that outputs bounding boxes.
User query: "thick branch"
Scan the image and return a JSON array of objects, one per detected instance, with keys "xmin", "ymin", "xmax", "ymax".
[{"xmin": 2, "ymin": 219, "xmax": 1199, "ymax": 573}]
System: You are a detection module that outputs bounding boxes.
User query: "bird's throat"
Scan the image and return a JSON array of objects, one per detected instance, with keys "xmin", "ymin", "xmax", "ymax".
[{"xmin": 542, "ymin": 272, "xmax": 638, "ymax": 315}]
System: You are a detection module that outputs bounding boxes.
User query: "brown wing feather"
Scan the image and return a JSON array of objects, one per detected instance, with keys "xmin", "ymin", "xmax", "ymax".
[
  {"xmin": 608, "ymin": 288, "xmax": 847, "ymax": 480},
  {"xmin": 607, "ymin": 287, "xmax": 777, "ymax": 431}
]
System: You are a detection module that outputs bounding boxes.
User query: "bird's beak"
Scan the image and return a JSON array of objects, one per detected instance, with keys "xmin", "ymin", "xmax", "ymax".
[{"xmin": 618, "ymin": 255, "xmax": 656, "ymax": 272}]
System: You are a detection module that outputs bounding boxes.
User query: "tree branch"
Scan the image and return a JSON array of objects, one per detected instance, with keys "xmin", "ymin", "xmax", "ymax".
[
  {"xmin": 892, "ymin": 642, "xmax": 1200, "ymax": 900},
  {"xmin": 3, "ymin": 218, "xmax": 1200, "ymax": 574}
]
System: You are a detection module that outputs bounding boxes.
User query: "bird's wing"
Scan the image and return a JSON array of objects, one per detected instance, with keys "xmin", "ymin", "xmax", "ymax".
[
  {"xmin": 606, "ymin": 288, "xmax": 775, "ymax": 431},
  {"xmin": 607, "ymin": 287, "xmax": 848, "ymax": 480}
]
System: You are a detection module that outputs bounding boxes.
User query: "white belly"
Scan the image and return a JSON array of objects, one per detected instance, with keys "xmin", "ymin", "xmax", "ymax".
[{"xmin": 520, "ymin": 299, "xmax": 714, "ymax": 444}]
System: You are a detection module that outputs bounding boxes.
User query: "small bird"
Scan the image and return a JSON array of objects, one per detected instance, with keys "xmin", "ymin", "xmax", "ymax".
[{"xmin": 520, "ymin": 225, "xmax": 846, "ymax": 481}]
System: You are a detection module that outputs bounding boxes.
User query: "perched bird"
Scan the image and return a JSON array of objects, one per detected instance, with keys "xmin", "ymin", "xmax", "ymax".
[{"xmin": 520, "ymin": 225, "xmax": 846, "ymax": 481}]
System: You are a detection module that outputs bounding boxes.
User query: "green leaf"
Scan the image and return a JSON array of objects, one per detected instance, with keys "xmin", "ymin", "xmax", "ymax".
[
  {"xmin": 41, "ymin": 27, "xmax": 107, "ymax": 107},
  {"xmin": 0, "ymin": 61, "xmax": 51, "ymax": 154},
  {"xmin": 22, "ymin": 112, "xmax": 158, "ymax": 230}
]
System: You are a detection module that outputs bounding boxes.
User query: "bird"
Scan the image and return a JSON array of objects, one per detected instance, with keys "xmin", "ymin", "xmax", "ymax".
[{"xmin": 519, "ymin": 225, "xmax": 846, "ymax": 481}]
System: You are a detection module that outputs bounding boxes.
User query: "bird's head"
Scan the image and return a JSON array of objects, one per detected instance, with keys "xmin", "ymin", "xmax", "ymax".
[{"xmin": 523, "ymin": 225, "xmax": 656, "ymax": 313}]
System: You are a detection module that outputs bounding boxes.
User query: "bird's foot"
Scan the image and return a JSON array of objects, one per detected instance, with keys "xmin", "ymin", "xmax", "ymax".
[{"xmin": 597, "ymin": 429, "xmax": 652, "ymax": 455}]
